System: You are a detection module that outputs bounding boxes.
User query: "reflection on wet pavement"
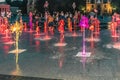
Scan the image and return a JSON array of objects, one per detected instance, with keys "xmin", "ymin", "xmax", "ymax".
[
  {"xmin": 0, "ymin": 74, "xmax": 62, "ymax": 80},
  {"xmin": 0, "ymin": 29, "xmax": 120, "ymax": 80}
]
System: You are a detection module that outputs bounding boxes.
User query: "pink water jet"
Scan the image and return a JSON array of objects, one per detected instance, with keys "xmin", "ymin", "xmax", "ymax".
[
  {"xmin": 29, "ymin": 12, "xmax": 33, "ymax": 32},
  {"xmin": 76, "ymin": 15, "xmax": 91, "ymax": 57}
]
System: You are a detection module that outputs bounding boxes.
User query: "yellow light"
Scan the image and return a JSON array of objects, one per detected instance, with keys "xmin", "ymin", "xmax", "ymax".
[{"xmin": 10, "ymin": 21, "xmax": 23, "ymax": 63}]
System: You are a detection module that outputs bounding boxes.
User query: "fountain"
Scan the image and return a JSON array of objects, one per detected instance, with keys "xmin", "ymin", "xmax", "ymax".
[
  {"xmin": 9, "ymin": 21, "xmax": 26, "ymax": 63},
  {"xmin": 54, "ymin": 33, "xmax": 67, "ymax": 47},
  {"xmin": 65, "ymin": 17, "xmax": 73, "ymax": 36},
  {"xmin": 104, "ymin": 14, "xmax": 120, "ymax": 50},
  {"xmin": 0, "ymin": 20, "xmax": 15, "ymax": 44},
  {"xmin": 65, "ymin": 16, "xmax": 81, "ymax": 37},
  {"xmin": 94, "ymin": 17, "xmax": 100, "ymax": 37},
  {"xmin": 29, "ymin": 11, "xmax": 33, "ymax": 31},
  {"xmin": 1, "ymin": 28, "xmax": 11, "ymax": 42},
  {"xmin": 58, "ymin": 47, "xmax": 65, "ymax": 69},
  {"xmin": 76, "ymin": 16, "xmax": 91, "ymax": 57},
  {"xmin": 67, "ymin": 17, "xmax": 73, "ymax": 32},
  {"xmin": 81, "ymin": 57, "xmax": 87, "ymax": 72},
  {"xmin": 35, "ymin": 21, "xmax": 52, "ymax": 41},
  {"xmin": 1, "ymin": 17, "xmax": 11, "ymax": 39},
  {"xmin": 11, "ymin": 63, "xmax": 22, "ymax": 75},
  {"xmin": 104, "ymin": 23, "xmax": 120, "ymax": 49},
  {"xmin": 28, "ymin": 11, "xmax": 34, "ymax": 32},
  {"xmin": 85, "ymin": 17, "xmax": 100, "ymax": 42},
  {"xmin": 24, "ymin": 22, "xmax": 27, "ymax": 31},
  {"xmin": 35, "ymin": 25, "xmax": 40, "ymax": 35},
  {"xmin": 35, "ymin": 40, "xmax": 40, "ymax": 52},
  {"xmin": 4, "ymin": 29, "xmax": 10, "ymax": 38},
  {"xmin": 109, "ymin": 21, "xmax": 119, "ymax": 38},
  {"xmin": 34, "ymin": 21, "xmax": 41, "ymax": 36},
  {"xmin": 54, "ymin": 19, "xmax": 67, "ymax": 46},
  {"xmin": 34, "ymin": 21, "xmax": 46, "ymax": 40}
]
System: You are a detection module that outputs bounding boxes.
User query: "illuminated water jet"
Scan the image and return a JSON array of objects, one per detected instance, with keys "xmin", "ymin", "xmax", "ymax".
[
  {"xmin": 64, "ymin": 31, "xmax": 81, "ymax": 37},
  {"xmin": 54, "ymin": 19, "xmax": 67, "ymax": 46},
  {"xmin": 54, "ymin": 33, "xmax": 67, "ymax": 47},
  {"xmin": 9, "ymin": 21, "xmax": 26, "ymax": 63},
  {"xmin": 76, "ymin": 16, "xmax": 91, "ymax": 57},
  {"xmin": 11, "ymin": 63, "xmax": 22, "ymax": 75}
]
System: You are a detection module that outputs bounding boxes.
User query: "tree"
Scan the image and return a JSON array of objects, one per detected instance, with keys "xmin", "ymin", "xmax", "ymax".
[{"xmin": 6, "ymin": 0, "xmax": 28, "ymax": 14}]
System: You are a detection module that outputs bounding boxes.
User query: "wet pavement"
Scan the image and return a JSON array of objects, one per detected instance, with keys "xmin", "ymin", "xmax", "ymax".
[
  {"xmin": 0, "ymin": 74, "xmax": 62, "ymax": 80},
  {"xmin": 0, "ymin": 27, "xmax": 120, "ymax": 80}
]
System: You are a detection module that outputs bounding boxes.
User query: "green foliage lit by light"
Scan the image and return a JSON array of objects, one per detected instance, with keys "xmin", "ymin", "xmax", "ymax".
[{"xmin": 78, "ymin": 5, "xmax": 85, "ymax": 12}]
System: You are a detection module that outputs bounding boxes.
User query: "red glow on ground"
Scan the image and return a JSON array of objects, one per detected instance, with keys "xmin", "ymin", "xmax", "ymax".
[{"xmin": 3, "ymin": 45, "xmax": 10, "ymax": 53}]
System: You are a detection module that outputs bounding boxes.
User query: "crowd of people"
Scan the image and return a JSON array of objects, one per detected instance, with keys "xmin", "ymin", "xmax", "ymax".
[
  {"xmin": 28, "ymin": 10, "xmax": 101, "ymax": 34},
  {"xmin": 1, "ymin": 8, "xmax": 120, "ymax": 36}
]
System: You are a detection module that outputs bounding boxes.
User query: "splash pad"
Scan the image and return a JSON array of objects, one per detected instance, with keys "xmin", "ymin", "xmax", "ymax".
[
  {"xmin": 64, "ymin": 31, "xmax": 81, "ymax": 37},
  {"xmin": 54, "ymin": 33, "xmax": 67, "ymax": 47},
  {"xmin": 9, "ymin": 21, "xmax": 26, "ymax": 63},
  {"xmin": 76, "ymin": 16, "xmax": 91, "ymax": 57},
  {"xmin": 9, "ymin": 49, "xmax": 26, "ymax": 54},
  {"xmin": 104, "ymin": 43, "xmax": 120, "ymax": 50}
]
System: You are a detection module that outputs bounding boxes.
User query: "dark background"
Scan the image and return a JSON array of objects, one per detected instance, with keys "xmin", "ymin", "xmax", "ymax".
[
  {"xmin": 35, "ymin": 0, "xmax": 85, "ymax": 13},
  {"xmin": 5, "ymin": 0, "xmax": 88, "ymax": 14},
  {"xmin": 5, "ymin": 0, "xmax": 120, "ymax": 14}
]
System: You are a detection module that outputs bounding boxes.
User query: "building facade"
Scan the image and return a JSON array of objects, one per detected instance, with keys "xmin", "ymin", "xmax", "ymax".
[
  {"xmin": 86, "ymin": 0, "xmax": 112, "ymax": 15},
  {"xmin": 0, "ymin": 1, "xmax": 10, "ymax": 16}
]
